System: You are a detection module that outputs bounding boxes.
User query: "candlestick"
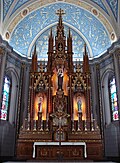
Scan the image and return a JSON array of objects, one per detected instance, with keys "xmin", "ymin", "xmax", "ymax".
[
  {"xmin": 72, "ymin": 120, "xmax": 75, "ymax": 132},
  {"xmin": 53, "ymin": 102, "xmax": 54, "ymax": 112},
  {"xmin": 91, "ymin": 113, "xmax": 93, "ymax": 122},
  {"xmin": 28, "ymin": 113, "xmax": 30, "ymax": 122},
  {"xmin": 46, "ymin": 114, "xmax": 49, "ymax": 131},
  {"xmin": 77, "ymin": 122, "xmax": 80, "ymax": 131},
  {"xmin": 45, "ymin": 120, "xmax": 49, "ymax": 131},
  {"xmin": 33, "ymin": 120, "xmax": 36, "ymax": 131},
  {"xmin": 23, "ymin": 118, "xmax": 27, "ymax": 130},
  {"xmin": 47, "ymin": 113, "xmax": 49, "ymax": 121},
  {"xmin": 27, "ymin": 121, "xmax": 30, "ymax": 130},
  {"xmin": 84, "ymin": 119, "xmax": 87, "ymax": 131},
  {"xmin": 72, "ymin": 113, "xmax": 74, "ymax": 121},
  {"xmin": 77, "ymin": 113, "xmax": 81, "ymax": 131},
  {"xmin": 91, "ymin": 120, "xmax": 94, "ymax": 131},
  {"xmin": 40, "ymin": 120, "xmax": 43, "ymax": 131}
]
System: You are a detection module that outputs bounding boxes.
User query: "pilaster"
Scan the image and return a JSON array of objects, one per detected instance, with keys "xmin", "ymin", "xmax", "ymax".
[{"xmin": 113, "ymin": 51, "xmax": 120, "ymax": 115}]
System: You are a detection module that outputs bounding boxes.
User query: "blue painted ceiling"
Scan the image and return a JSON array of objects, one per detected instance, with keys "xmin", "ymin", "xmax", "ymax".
[{"xmin": 1, "ymin": 0, "xmax": 119, "ymax": 60}]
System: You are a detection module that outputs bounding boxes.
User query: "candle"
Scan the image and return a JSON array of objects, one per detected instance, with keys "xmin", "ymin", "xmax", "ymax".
[
  {"xmin": 28, "ymin": 113, "xmax": 30, "ymax": 122},
  {"xmin": 72, "ymin": 113, "xmax": 74, "ymax": 121},
  {"xmin": 91, "ymin": 113, "xmax": 93, "ymax": 122},
  {"xmin": 84, "ymin": 113, "xmax": 86, "ymax": 121},
  {"xmin": 47, "ymin": 113, "xmax": 49, "ymax": 121}
]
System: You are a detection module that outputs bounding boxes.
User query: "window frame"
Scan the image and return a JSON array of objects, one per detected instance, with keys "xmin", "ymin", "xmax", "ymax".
[
  {"xmin": 108, "ymin": 76, "xmax": 119, "ymax": 121},
  {"xmin": 0, "ymin": 75, "xmax": 12, "ymax": 121}
]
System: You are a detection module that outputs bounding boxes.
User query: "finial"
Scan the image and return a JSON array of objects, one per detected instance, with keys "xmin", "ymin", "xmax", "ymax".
[
  {"xmin": 50, "ymin": 28, "xmax": 52, "ymax": 37},
  {"xmin": 44, "ymin": 58, "xmax": 45, "ymax": 66},
  {"xmin": 84, "ymin": 43, "xmax": 87, "ymax": 55},
  {"xmin": 69, "ymin": 28, "xmax": 71, "ymax": 37},
  {"xmin": 76, "ymin": 59, "xmax": 77, "ymax": 66},
  {"xmin": 56, "ymin": 8, "xmax": 65, "ymax": 26},
  {"xmin": 33, "ymin": 43, "xmax": 37, "ymax": 56}
]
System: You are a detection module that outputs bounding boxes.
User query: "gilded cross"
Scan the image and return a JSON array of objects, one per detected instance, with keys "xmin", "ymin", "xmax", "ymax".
[{"xmin": 56, "ymin": 8, "xmax": 65, "ymax": 17}]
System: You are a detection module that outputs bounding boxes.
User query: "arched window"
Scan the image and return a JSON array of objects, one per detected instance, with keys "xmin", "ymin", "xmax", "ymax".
[
  {"xmin": 109, "ymin": 77, "xmax": 119, "ymax": 121},
  {"xmin": 0, "ymin": 76, "xmax": 11, "ymax": 120}
]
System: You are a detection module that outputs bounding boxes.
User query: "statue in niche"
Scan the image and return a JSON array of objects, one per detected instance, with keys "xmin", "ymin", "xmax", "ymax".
[
  {"xmin": 77, "ymin": 97, "xmax": 82, "ymax": 113},
  {"xmin": 38, "ymin": 96, "xmax": 43, "ymax": 112},
  {"xmin": 57, "ymin": 67, "xmax": 64, "ymax": 90}
]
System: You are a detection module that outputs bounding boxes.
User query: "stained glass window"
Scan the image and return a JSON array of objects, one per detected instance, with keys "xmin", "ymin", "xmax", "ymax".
[
  {"xmin": 109, "ymin": 77, "xmax": 119, "ymax": 121},
  {"xmin": 0, "ymin": 76, "xmax": 11, "ymax": 120}
]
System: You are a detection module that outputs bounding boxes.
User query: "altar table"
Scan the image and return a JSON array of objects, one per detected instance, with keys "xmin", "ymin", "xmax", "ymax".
[{"xmin": 33, "ymin": 141, "xmax": 87, "ymax": 158}]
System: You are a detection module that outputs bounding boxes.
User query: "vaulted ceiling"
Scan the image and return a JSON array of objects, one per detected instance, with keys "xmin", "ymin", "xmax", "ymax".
[{"xmin": 0, "ymin": 0, "xmax": 120, "ymax": 60}]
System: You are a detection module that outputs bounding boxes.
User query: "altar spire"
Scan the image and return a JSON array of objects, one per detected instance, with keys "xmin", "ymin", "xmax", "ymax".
[
  {"xmin": 31, "ymin": 44, "xmax": 37, "ymax": 72},
  {"xmin": 56, "ymin": 8, "xmax": 65, "ymax": 15},
  {"xmin": 56, "ymin": 9, "xmax": 65, "ymax": 37},
  {"xmin": 84, "ymin": 43, "xmax": 87, "ymax": 55},
  {"xmin": 48, "ymin": 28, "xmax": 53, "ymax": 53},
  {"xmin": 83, "ymin": 43, "xmax": 90, "ymax": 74}
]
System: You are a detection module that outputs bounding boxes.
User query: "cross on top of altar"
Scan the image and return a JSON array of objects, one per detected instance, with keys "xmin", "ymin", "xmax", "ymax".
[{"xmin": 56, "ymin": 8, "xmax": 65, "ymax": 17}]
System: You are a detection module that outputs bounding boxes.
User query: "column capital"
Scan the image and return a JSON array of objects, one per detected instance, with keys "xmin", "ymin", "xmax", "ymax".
[{"xmin": 0, "ymin": 47, "xmax": 5, "ymax": 56}]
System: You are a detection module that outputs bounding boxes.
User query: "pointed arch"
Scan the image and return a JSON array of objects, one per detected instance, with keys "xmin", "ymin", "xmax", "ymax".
[
  {"xmin": 4, "ymin": 67, "xmax": 19, "ymax": 125},
  {"xmin": 101, "ymin": 68, "xmax": 114, "ymax": 125}
]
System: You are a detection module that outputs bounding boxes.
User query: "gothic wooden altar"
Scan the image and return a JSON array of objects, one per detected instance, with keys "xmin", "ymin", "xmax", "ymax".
[{"xmin": 17, "ymin": 9, "xmax": 103, "ymax": 161}]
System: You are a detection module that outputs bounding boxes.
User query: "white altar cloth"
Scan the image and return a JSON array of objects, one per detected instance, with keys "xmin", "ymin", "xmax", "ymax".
[{"xmin": 33, "ymin": 141, "xmax": 87, "ymax": 158}]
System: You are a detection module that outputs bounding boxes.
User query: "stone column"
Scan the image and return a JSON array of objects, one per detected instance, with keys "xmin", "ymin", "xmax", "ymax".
[
  {"xmin": 22, "ymin": 64, "xmax": 30, "ymax": 123},
  {"xmin": 90, "ymin": 64, "xmax": 98, "ymax": 122},
  {"xmin": 0, "ymin": 48, "xmax": 7, "ymax": 105}
]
